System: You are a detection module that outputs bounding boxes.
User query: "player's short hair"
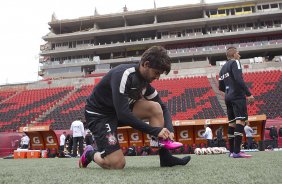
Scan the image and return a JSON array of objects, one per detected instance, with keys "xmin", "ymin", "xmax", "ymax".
[
  {"xmin": 226, "ymin": 47, "xmax": 237, "ymax": 60},
  {"xmin": 140, "ymin": 46, "xmax": 171, "ymax": 75}
]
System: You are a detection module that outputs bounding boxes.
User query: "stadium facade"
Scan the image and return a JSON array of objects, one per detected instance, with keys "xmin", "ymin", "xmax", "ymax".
[{"xmin": 39, "ymin": 0, "xmax": 282, "ymax": 78}]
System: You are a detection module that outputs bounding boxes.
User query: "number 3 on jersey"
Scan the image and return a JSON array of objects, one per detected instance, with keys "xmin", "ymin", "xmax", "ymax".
[{"xmin": 105, "ymin": 123, "xmax": 111, "ymax": 132}]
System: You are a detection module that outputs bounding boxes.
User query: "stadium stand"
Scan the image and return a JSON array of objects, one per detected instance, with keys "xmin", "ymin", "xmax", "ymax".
[
  {"xmin": 244, "ymin": 70, "xmax": 282, "ymax": 119},
  {"xmin": 0, "ymin": 87, "xmax": 74, "ymax": 132},
  {"xmin": 0, "ymin": 90, "xmax": 17, "ymax": 103},
  {"xmin": 152, "ymin": 76, "xmax": 225, "ymax": 120},
  {"xmin": 35, "ymin": 76, "xmax": 227, "ymax": 130},
  {"xmin": 0, "ymin": 70, "xmax": 282, "ymax": 132},
  {"xmin": 37, "ymin": 85, "xmax": 94, "ymax": 130}
]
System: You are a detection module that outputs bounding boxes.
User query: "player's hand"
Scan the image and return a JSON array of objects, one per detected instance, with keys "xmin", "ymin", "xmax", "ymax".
[
  {"xmin": 158, "ymin": 128, "xmax": 170, "ymax": 139},
  {"xmin": 247, "ymin": 95, "xmax": 255, "ymax": 104}
]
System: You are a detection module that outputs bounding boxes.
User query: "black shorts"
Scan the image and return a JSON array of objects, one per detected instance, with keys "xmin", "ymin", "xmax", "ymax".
[
  {"xmin": 225, "ymin": 98, "xmax": 248, "ymax": 123},
  {"xmin": 85, "ymin": 110, "xmax": 120, "ymax": 158}
]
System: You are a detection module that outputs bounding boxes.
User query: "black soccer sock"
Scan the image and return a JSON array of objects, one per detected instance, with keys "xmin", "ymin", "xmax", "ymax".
[
  {"xmin": 86, "ymin": 150, "xmax": 97, "ymax": 162},
  {"xmin": 234, "ymin": 124, "xmax": 244, "ymax": 154},
  {"xmin": 228, "ymin": 126, "xmax": 235, "ymax": 153},
  {"xmin": 159, "ymin": 148, "xmax": 191, "ymax": 167}
]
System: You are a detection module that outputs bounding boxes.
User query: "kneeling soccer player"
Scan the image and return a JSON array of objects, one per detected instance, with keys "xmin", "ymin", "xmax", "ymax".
[{"xmin": 79, "ymin": 46, "xmax": 191, "ymax": 169}]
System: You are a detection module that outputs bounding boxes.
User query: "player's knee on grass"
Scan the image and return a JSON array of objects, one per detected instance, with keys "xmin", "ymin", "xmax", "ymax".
[
  {"xmin": 102, "ymin": 150, "xmax": 126, "ymax": 169},
  {"xmin": 110, "ymin": 157, "xmax": 126, "ymax": 169},
  {"xmin": 102, "ymin": 155, "xmax": 125, "ymax": 169}
]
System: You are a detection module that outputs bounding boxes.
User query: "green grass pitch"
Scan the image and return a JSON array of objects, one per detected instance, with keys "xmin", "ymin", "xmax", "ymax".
[{"xmin": 0, "ymin": 151, "xmax": 281, "ymax": 184}]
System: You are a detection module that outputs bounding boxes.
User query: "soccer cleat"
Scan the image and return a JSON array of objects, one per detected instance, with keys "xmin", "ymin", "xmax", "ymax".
[
  {"xmin": 159, "ymin": 139, "xmax": 183, "ymax": 150},
  {"xmin": 229, "ymin": 152, "xmax": 234, "ymax": 157},
  {"xmin": 161, "ymin": 155, "xmax": 191, "ymax": 167},
  {"xmin": 79, "ymin": 145, "xmax": 94, "ymax": 168},
  {"xmin": 233, "ymin": 152, "xmax": 252, "ymax": 158},
  {"xmin": 159, "ymin": 148, "xmax": 191, "ymax": 167}
]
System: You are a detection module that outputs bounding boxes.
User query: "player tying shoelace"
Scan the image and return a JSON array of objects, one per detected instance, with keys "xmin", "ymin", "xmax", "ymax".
[{"xmin": 79, "ymin": 46, "xmax": 191, "ymax": 169}]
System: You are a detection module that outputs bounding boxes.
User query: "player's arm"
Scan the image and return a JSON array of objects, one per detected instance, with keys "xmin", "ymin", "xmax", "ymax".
[
  {"xmin": 111, "ymin": 71, "xmax": 163, "ymax": 137},
  {"xmin": 231, "ymin": 61, "xmax": 255, "ymax": 103},
  {"xmin": 202, "ymin": 128, "xmax": 208, "ymax": 138},
  {"xmin": 231, "ymin": 61, "xmax": 252, "ymax": 96},
  {"xmin": 145, "ymin": 84, "xmax": 174, "ymax": 133},
  {"xmin": 250, "ymin": 127, "xmax": 254, "ymax": 134},
  {"xmin": 218, "ymin": 71, "xmax": 226, "ymax": 92}
]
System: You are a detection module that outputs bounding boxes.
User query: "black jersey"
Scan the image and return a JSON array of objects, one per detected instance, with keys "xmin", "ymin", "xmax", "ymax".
[
  {"xmin": 86, "ymin": 64, "xmax": 173, "ymax": 137},
  {"xmin": 218, "ymin": 60, "xmax": 251, "ymax": 101}
]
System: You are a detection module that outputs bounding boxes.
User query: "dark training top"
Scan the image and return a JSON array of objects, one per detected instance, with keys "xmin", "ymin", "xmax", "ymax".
[
  {"xmin": 86, "ymin": 64, "xmax": 173, "ymax": 137},
  {"xmin": 219, "ymin": 60, "xmax": 252, "ymax": 101}
]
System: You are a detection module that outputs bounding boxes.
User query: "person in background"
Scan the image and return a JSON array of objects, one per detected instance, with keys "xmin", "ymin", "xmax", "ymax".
[
  {"xmin": 21, "ymin": 134, "xmax": 30, "ymax": 149},
  {"xmin": 65, "ymin": 134, "xmax": 73, "ymax": 155},
  {"xmin": 202, "ymin": 124, "xmax": 213, "ymax": 147},
  {"xmin": 59, "ymin": 132, "xmax": 66, "ymax": 157},
  {"xmin": 84, "ymin": 130, "xmax": 93, "ymax": 146},
  {"xmin": 19, "ymin": 135, "xmax": 24, "ymax": 148},
  {"xmin": 70, "ymin": 118, "xmax": 85, "ymax": 157},
  {"xmin": 266, "ymin": 126, "xmax": 278, "ymax": 148},
  {"xmin": 244, "ymin": 122, "xmax": 254, "ymax": 149},
  {"xmin": 216, "ymin": 126, "xmax": 223, "ymax": 141},
  {"xmin": 216, "ymin": 126, "xmax": 227, "ymax": 147}
]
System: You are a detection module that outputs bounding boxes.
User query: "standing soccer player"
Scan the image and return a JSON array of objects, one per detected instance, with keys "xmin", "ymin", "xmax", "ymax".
[
  {"xmin": 79, "ymin": 46, "xmax": 191, "ymax": 169},
  {"xmin": 219, "ymin": 47, "xmax": 255, "ymax": 158}
]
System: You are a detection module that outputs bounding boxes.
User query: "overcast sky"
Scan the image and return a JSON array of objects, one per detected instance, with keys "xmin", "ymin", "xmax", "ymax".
[{"xmin": 0, "ymin": 0, "xmax": 233, "ymax": 85}]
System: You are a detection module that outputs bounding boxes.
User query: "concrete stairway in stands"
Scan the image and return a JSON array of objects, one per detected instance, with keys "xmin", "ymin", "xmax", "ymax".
[{"xmin": 32, "ymin": 87, "xmax": 79, "ymax": 124}]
